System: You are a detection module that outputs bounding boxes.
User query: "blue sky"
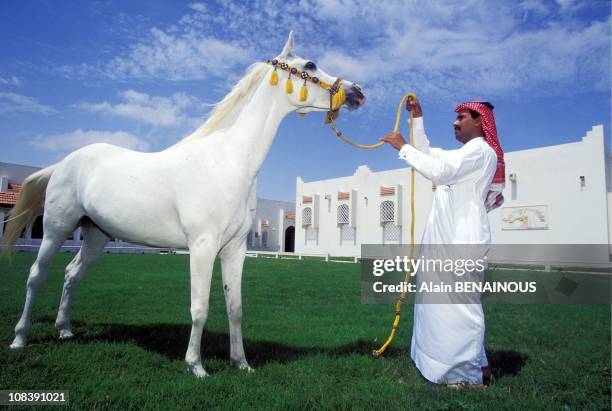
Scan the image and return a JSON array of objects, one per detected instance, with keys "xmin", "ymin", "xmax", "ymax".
[{"xmin": 1, "ymin": 0, "xmax": 610, "ymax": 202}]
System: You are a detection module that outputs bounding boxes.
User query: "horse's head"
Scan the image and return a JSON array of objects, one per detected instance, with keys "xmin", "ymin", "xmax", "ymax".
[{"xmin": 267, "ymin": 31, "xmax": 366, "ymax": 115}]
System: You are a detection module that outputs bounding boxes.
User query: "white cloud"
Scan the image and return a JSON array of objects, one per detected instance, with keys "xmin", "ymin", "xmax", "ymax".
[
  {"xmin": 555, "ymin": 0, "xmax": 579, "ymax": 11},
  {"xmin": 0, "ymin": 76, "xmax": 22, "ymax": 87},
  {"xmin": 101, "ymin": 28, "xmax": 253, "ymax": 81},
  {"xmin": 188, "ymin": 3, "xmax": 206, "ymax": 13},
  {"xmin": 297, "ymin": 2, "xmax": 610, "ymax": 103},
  {"xmin": 78, "ymin": 89, "xmax": 208, "ymax": 127},
  {"xmin": 57, "ymin": 1, "xmax": 609, "ymax": 103},
  {"xmin": 0, "ymin": 92, "xmax": 55, "ymax": 115},
  {"xmin": 318, "ymin": 50, "xmax": 387, "ymax": 82},
  {"xmin": 520, "ymin": 0, "xmax": 550, "ymax": 16},
  {"xmin": 31, "ymin": 129, "xmax": 150, "ymax": 153}
]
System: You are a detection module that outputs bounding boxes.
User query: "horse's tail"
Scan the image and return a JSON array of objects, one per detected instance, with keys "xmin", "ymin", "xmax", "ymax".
[{"xmin": 2, "ymin": 164, "xmax": 57, "ymax": 258}]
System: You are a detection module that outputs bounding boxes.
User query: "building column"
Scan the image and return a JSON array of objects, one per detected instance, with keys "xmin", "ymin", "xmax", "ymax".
[
  {"xmin": 257, "ymin": 219, "xmax": 262, "ymax": 248},
  {"xmin": 278, "ymin": 208, "xmax": 285, "ymax": 252},
  {"xmin": 0, "ymin": 176, "xmax": 8, "ymax": 192},
  {"xmin": 0, "ymin": 211, "xmax": 5, "ymax": 240},
  {"xmin": 73, "ymin": 227, "xmax": 82, "ymax": 244}
]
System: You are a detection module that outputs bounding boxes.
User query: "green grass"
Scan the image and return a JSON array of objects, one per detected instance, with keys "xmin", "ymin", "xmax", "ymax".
[{"xmin": 1, "ymin": 253, "xmax": 610, "ymax": 410}]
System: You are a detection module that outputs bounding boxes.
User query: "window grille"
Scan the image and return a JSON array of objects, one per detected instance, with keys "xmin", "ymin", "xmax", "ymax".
[
  {"xmin": 383, "ymin": 222, "xmax": 402, "ymax": 242},
  {"xmin": 337, "ymin": 204, "xmax": 349, "ymax": 224},
  {"xmin": 302, "ymin": 207, "xmax": 312, "ymax": 226},
  {"xmin": 380, "ymin": 200, "xmax": 395, "ymax": 222},
  {"xmin": 306, "ymin": 226, "xmax": 318, "ymax": 243},
  {"xmin": 341, "ymin": 225, "xmax": 355, "ymax": 242}
]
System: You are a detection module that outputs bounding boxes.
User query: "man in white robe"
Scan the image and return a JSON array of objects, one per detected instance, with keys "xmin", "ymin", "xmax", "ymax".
[{"xmin": 382, "ymin": 98, "xmax": 506, "ymax": 386}]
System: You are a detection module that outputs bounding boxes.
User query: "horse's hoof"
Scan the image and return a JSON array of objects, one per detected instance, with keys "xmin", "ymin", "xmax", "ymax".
[
  {"xmin": 10, "ymin": 336, "xmax": 26, "ymax": 349},
  {"xmin": 58, "ymin": 330, "xmax": 74, "ymax": 340},
  {"xmin": 188, "ymin": 363, "xmax": 209, "ymax": 378},
  {"xmin": 237, "ymin": 362, "xmax": 255, "ymax": 373}
]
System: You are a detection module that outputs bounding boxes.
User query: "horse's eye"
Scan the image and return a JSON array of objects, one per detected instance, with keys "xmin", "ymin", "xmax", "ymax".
[{"xmin": 304, "ymin": 61, "xmax": 317, "ymax": 71}]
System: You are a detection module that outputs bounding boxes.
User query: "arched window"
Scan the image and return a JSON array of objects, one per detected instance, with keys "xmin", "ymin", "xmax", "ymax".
[
  {"xmin": 337, "ymin": 204, "xmax": 349, "ymax": 224},
  {"xmin": 302, "ymin": 207, "xmax": 312, "ymax": 226},
  {"xmin": 380, "ymin": 200, "xmax": 395, "ymax": 222}
]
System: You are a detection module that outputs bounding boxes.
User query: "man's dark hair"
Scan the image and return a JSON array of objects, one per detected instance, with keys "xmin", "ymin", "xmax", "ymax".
[{"xmin": 467, "ymin": 102, "xmax": 494, "ymax": 119}]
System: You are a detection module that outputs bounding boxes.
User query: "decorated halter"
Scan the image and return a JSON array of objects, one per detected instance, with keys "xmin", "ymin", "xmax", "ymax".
[{"xmin": 266, "ymin": 59, "xmax": 346, "ymax": 120}]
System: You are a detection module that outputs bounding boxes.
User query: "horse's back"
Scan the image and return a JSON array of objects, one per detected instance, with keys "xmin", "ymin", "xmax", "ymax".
[{"xmin": 47, "ymin": 143, "xmax": 148, "ymax": 200}]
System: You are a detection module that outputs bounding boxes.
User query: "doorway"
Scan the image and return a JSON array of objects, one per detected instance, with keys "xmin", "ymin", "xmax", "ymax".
[{"xmin": 284, "ymin": 226, "xmax": 295, "ymax": 252}]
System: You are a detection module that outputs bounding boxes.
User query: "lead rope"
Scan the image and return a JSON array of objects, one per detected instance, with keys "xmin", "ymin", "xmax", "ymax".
[{"xmin": 326, "ymin": 92, "xmax": 417, "ymax": 358}]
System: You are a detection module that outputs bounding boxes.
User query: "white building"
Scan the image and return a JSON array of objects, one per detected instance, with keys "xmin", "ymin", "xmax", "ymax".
[
  {"xmin": 248, "ymin": 198, "xmax": 296, "ymax": 252},
  {"xmin": 295, "ymin": 125, "xmax": 612, "ymax": 262}
]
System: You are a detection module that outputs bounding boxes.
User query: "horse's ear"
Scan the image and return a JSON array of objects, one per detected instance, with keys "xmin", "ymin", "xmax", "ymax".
[{"xmin": 278, "ymin": 31, "xmax": 294, "ymax": 59}]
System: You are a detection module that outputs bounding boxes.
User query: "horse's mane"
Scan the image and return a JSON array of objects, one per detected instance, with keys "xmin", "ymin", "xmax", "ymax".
[{"xmin": 174, "ymin": 62, "xmax": 268, "ymax": 146}]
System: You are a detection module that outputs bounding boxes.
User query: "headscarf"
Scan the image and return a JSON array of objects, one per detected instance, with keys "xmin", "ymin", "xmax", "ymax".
[{"xmin": 454, "ymin": 101, "xmax": 505, "ymax": 212}]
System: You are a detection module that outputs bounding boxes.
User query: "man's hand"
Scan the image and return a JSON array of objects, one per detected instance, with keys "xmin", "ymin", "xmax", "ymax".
[
  {"xmin": 406, "ymin": 95, "xmax": 423, "ymax": 117},
  {"xmin": 381, "ymin": 131, "xmax": 406, "ymax": 151}
]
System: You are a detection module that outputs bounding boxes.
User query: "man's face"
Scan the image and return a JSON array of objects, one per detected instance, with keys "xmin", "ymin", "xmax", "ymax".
[{"xmin": 453, "ymin": 110, "xmax": 482, "ymax": 143}]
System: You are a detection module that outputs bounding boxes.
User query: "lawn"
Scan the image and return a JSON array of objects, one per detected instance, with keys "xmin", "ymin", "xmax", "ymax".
[{"xmin": 0, "ymin": 253, "xmax": 610, "ymax": 410}]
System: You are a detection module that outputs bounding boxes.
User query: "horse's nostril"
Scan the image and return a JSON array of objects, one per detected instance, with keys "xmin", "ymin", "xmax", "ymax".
[{"xmin": 352, "ymin": 86, "xmax": 365, "ymax": 100}]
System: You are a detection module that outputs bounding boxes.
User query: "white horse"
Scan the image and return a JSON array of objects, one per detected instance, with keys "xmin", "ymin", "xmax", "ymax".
[{"xmin": 3, "ymin": 32, "xmax": 365, "ymax": 377}]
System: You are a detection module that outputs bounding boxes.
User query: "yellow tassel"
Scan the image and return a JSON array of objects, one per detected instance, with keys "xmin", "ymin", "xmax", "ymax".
[
  {"xmin": 331, "ymin": 87, "xmax": 346, "ymax": 110},
  {"xmin": 299, "ymin": 83, "xmax": 308, "ymax": 101},
  {"xmin": 285, "ymin": 77, "xmax": 293, "ymax": 94},
  {"xmin": 269, "ymin": 70, "xmax": 278, "ymax": 86}
]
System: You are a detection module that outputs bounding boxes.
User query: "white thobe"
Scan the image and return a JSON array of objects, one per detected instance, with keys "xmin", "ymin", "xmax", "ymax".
[{"xmin": 398, "ymin": 117, "xmax": 497, "ymax": 384}]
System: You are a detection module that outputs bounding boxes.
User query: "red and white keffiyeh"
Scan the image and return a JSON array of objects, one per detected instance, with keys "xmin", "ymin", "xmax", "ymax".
[{"xmin": 454, "ymin": 102, "xmax": 505, "ymax": 212}]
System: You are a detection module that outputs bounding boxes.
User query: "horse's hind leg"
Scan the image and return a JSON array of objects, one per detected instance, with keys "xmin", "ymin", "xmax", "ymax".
[
  {"xmin": 55, "ymin": 222, "xmax": 109, "ymax": 339},
  {"xmin": 219, "ymin": 238, "xmax": 252, "ymax": 372},
  {"xmin": 10, "ymin": 226, "xmax": 74, "ymax": 348}
]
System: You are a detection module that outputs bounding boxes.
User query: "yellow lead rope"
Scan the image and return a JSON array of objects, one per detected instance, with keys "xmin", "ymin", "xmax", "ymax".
[{"xmin": 328, "ymin": 93, "xmax": 417, "ymax": 358}]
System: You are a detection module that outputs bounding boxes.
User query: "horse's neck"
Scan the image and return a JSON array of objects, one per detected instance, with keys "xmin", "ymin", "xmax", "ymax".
[{"xmin": 220, "ymin": 81, "xmax": 290, "ymax": 178}]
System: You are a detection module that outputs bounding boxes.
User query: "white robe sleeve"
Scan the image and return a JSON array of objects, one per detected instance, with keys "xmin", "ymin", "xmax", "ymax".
[
  {"xmin": 398, "ymin": 139, "xmax": 485, "ymax": 186},
  {"xmin": 410, "ymin": 117, "xmax": 432, "ymax": 154},
  {"xmin": 408, "ymin": 117, "xmax": 450, "ymax": 160}
]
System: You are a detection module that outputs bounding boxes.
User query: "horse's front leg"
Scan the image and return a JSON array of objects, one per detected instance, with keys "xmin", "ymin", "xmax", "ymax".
[
  {"xmin": 219, "ymin": 238, "xmax": 253, "ymax": 372},
  {"xmin": 185, "ymin": 235, "xmax": 217, "ymax": 378}
]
